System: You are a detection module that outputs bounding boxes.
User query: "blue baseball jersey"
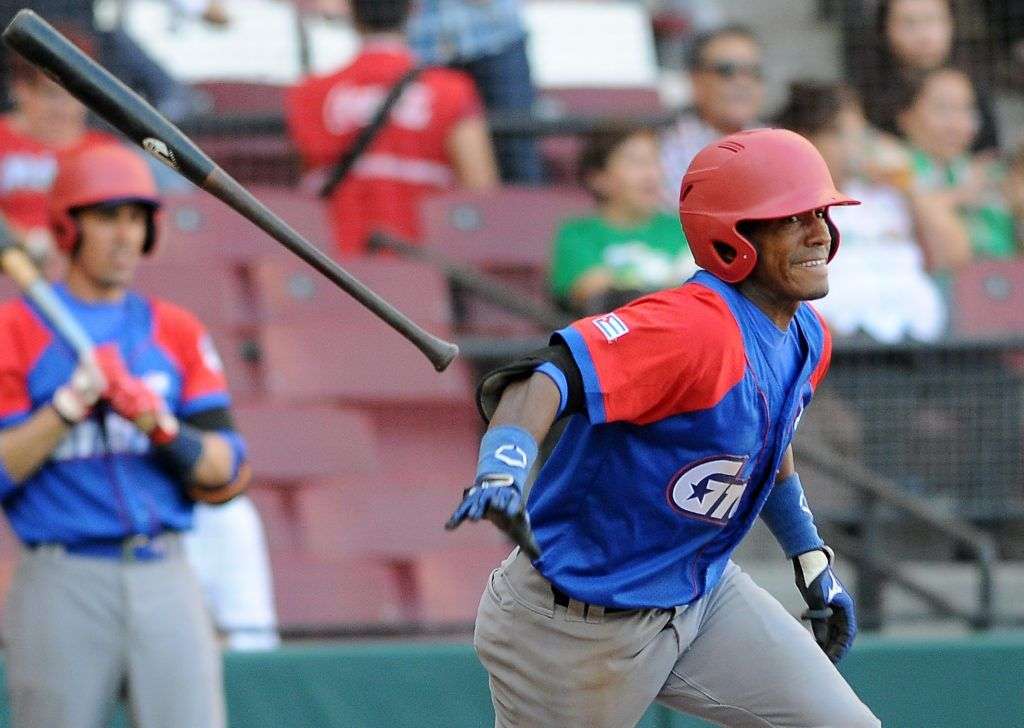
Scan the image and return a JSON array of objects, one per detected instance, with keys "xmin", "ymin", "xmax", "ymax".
[
  {"xmin": 0, "ymin": 283, "xmax": 231, "ymax": 545},
  {"xmin": 530, "ymin": 271, "xmax": 831, "ymax": 609}
]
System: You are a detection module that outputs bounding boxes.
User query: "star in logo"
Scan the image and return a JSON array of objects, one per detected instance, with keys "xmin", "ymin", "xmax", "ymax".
[{"xmin": 688, "ymin": 478, "xmax": 713, "ymax": 503}]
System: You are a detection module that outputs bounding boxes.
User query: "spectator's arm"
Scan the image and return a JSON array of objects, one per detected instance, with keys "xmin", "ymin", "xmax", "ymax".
[
  {"xmin": 906, "ymin": 189, "xmax": 973, "ymax": 271},
  {"xmin": 447, "ymin": 116, "xmax": 500, "ymax": 190}
]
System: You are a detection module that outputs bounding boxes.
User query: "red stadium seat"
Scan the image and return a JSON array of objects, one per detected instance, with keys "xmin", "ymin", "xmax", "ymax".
[
  {"xmin": 208, "ymin": 326, "xmax": 261, "ymax": 400},
  {"xmin": 540, "ymin": 87, "xmax": 664, "ymax": 116},
  {"xmin": 233, "ymin": 402, "xmax": 378, "ymax": 483},
  {"xmin": 419, "ymin": 187, "xmax": 592, "ymax": 271},
  {"xmin": 258, "ymin": 318, "xmax": 472, "ymax": 405},
  {"xmin": 132, "ymin": 261, "xmax": 251, "ymax": 328},
  {"xmin": 250, "ymin": 256, "xmax": 451, "ymax": 329},
  {"xmin": 293, "ymin": 467, "xmax": 508, "ymax": 559},
  {"xmin": 412, "ymin": 544, "xmax": 514, "ymax": 623},
  {"xmin": 155, "ymin": 187, "xmax": 333, "ymax": 265},
  {"xmin": 269, "ymin": 550, "xmax": 410, "ymax": 625},
  {"xmin": 193, "ymin": 81, "xmax": 288, "ymax": 114},
  {"xmin": 951, "ymin": 259, "xmax": 1024, "ymax": 338}
]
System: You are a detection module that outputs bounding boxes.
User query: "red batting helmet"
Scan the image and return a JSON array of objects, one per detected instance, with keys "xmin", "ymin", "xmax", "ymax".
[
  {"xmin": 678, "ymin": 128, "xmax": 859, "ymax": 283},
  {"xmin": 50, "ymin": 144, "xmax": 162, "ymax": 255}
]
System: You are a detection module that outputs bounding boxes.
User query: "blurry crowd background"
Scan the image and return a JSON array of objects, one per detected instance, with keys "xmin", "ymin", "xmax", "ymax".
[{"xmin": 0, "ymin": 0, "xmax": 1022, "ymax": 639}]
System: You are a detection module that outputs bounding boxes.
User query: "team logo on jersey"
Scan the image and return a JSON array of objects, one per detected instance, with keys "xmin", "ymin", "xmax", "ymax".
[
  {"xmin": 592, "ymin": 313, "xmax": 629, "ymax": 342},
  {"xmin": 667, "ymin": 455, "xmax": 749, "ymax": 525}
]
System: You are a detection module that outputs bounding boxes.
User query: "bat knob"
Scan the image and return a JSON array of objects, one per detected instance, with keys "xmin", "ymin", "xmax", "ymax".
[{"xmin": 430, "ymin": 340, "xmax": 460, "ymax": 372}]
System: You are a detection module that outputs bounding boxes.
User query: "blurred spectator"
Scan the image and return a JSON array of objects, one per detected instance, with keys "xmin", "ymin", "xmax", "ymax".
[
  {"xmin": 0, "ymin": 4, "xmax": 208, "ymax": 122},
  {"xmin": 0, "ymin": 34, "xmax": 115, "ymax": 265},
  {"xmin": 660, "ymin": 25, "xmax": 765, "ymax": 204},
  {"xmin": 896, "ymin": 67, "xmax": 1017, "ymax": 267},
  {"xmin": 408, "ymin": 0, "xmax": 543, "ymax": 184},
  {"xmin": 550, "ymin": 125, "xmax": 695, "ymax": 314},
  {"xmin": 776, "ymin": 81, "xmax": 946, "ymax": 343},
  {"xmin": 854, "ymin": 0, "xmax": 1000, "ymax": 152},
  {"xmin": 286, "ymin": 0, "xmax": 499, "ymax": 256},
  {"xmin": 1007, "ymin": 144, "xmax": 1024, "ymax": 241}
]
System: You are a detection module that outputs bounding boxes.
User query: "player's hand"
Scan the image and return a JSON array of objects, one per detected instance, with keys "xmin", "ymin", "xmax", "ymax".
[
  {"xmin": 445, "ymin": 474, "xmax": 541, "ymax": 560},
  {"xmin": 793, "ymin": 546, "xmax": 856, "ymax": 663},
  {"xmin": 51, "ymin": 354, "xmax": 106, "ymax": 424},
  {"xmin": 95, "ymin": 346, "xmax": 179, "ymax": 444}
]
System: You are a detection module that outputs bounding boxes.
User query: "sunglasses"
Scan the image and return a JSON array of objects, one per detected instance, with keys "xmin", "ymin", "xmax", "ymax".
[{"xmin": 698, "ymin": 61, "xmax": 764, "ymax": 81}]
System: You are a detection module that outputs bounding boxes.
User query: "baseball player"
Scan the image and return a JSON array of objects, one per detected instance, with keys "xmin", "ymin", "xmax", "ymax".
[
  {"xmin": 0, "ymin": 144, "xmax": 248, "ymax": 728},
  {"xmin": 447, "ymin": 129, "xmax": 881, "ymax": 727}
]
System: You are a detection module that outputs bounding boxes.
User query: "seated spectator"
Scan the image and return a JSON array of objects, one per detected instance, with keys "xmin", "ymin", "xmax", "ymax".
[
  {"xmin": 408, "ymin": 0, "xmax": 544, "ymax": 184},
  {"xmin": 660, "ymin": 24, "xmax": 765, "ymax": 203},
  {"xmin": 550, "ymin": 126, "xmax": 695, "ymax": 314},
  {"xmin": 896, "ymin": 67, "xmax": 1017, "ymax": 267},
  {"xmin": 0, "ymin": 36, "xmax": 116, "ymax": 264},
  {"xmin": 286, "ymin": 0, "xmax": 499, "ymax": 256},
  {"xmin": 854, "ymin": 0, "xmax": 1000, "ymax": 152},
  {"xmin": 1007, "ymin": 144, "xmax": 1024, "ymax": 241},
  {"xmin": 776, "ymin": 81, "xmax": 946, "ymax": 342}
]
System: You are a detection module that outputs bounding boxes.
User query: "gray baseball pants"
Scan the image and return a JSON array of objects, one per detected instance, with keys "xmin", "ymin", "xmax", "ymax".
[
  {"xmin": 3, "ymin": 537, "xmax": 226, "ymax": 728},
  {"xmin": 474, "ymin": 548, "xmax": 880, "ymax": 728}
]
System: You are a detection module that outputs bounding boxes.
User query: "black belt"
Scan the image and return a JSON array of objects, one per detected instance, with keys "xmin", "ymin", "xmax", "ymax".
[{"xmin": 551, "ymin": 585, "xmax": 631, "ymax": 614}]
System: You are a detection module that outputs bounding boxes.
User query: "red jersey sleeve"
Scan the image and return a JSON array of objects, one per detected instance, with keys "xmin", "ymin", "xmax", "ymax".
[
  {"xmin": 809, "ymin": 305, "xmax": 832, "ymax": 390},
  {"xmin": 555, "ymin": 285, "xmax": 747, "ymax": 425},
  {"xmin": 0, "ymin": 301, "xmax": 51, "ymax": 427},
  {"xmin": 151, "ymin": 300, "xmax": 230, "ymax": 416}
]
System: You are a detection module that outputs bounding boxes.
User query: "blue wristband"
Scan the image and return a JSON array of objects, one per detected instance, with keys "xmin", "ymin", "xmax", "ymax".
[
  {"xmin": 153, "ymin": 424, "xmax": 204, "ymax": 482},
  {"xmin": 217, "ymin": 430, "xmax": 248, "ymax": 482},
  {"xmin": 759, "ymin": 472, "xmax": 825, "ymax": 559},
  {"xmin": 534, "ymin": 362, "xmax": 568, "ymax": 418},
  {"xmin": 476, "ymin": 425, "xmax": 538, "ymax": 492}
]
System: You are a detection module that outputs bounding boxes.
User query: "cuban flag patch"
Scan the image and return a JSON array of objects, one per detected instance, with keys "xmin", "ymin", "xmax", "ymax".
[{"xmin": 593, "ymin": 313, "xmax": 629, "ymax": 342}]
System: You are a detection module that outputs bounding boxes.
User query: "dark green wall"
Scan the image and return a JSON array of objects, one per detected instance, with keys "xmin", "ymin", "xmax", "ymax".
[{"xmin": 5, "ymin": 633, "xmax": 1024, "ymax": 727}]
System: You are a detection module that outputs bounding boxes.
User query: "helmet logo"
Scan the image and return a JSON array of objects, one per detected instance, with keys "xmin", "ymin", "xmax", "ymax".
[{"xmin": 143, "ymin": 138, "xmax": 178, "ymax": 171}]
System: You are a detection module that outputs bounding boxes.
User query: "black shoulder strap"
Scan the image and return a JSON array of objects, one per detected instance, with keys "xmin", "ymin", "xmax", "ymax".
[{"xmin": 318, "ymin": 65, "xmax": 426, "ymax": 199}]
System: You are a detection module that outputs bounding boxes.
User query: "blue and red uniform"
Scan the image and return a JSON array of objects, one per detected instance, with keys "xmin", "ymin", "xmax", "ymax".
[
  {"xmin": 531, "ymin": 270, "xmax": 831, "ymax": 609},
  {"xmin": 0, "ymin": 283, "xmax": 231, "ymax": 546}
]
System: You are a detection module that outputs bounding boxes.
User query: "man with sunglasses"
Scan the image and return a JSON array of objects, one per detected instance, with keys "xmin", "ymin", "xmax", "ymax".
[{"xmin": 661, "ymin": 25, "xmax": 766, "ymax": 203}]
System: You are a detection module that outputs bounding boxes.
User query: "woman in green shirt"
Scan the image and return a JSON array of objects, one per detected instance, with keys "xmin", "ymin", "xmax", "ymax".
[
  {"xmin": 896, "ymin": 66, "xmax": 1017, "ymax": 268},
  {"xmin": 550, "ymin": 126, "xmax": 695, "ymax": 314}
]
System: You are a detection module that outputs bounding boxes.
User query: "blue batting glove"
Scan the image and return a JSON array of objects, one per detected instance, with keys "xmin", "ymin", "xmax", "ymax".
[
  {"xmin": 445, "ymin": 425, "xmax": 542, "ymax": 559},
  {"xmin": 793, "ymin": 546, "xmax": 857, "ymax": 663}
]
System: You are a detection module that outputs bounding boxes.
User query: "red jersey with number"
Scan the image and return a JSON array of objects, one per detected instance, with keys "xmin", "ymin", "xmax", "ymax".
[
  {"xmin": 286, "ymin": 42, "xmax": 484, "ymax": 256},
  {"xmin": 0, "ymin": 116, "xmax": 116, "ymax": 233}
]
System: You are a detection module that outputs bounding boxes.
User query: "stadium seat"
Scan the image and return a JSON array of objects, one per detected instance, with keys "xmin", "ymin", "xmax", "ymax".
[
  {"xmin": 208, "ymin": 326, "xmax": 261, "ymax": 400},
  {"xmin": 419, "ymin": 187, "xmax": 587, "ymax": 333},
  {"xmin": 132, "ymin": 260, "xmax": 251, "ymax": 328},
  {"xmin": 258, "ymin": 318, "xmax": 472, "ymax": 405},
  {"xmin": 950, "ymin": 259, "xmax": 1024, "ymax": 338},
  {"xmin": 269, "ymin": 550, "xmax": 409, "ymax": 626},
  {"xmin": 233, "ymin": 402, "xmax": 378, "ymax": 484},
  {"xmin": 293, "ymin": 466, "xmax": 508, "ymax": 559},
  {"xmin": 156, "ymin": 187, "xmax": 333, "ymax": 265},
  {"xmin": 419, "ymin": 187, "xmax": 592, "ymax": 271},
  {"xmin": 250, "ymin": 256, "xmax": 452, "ymax": 329},
  {"xmin": 411, "ymin": 544, "xmax": 515, "ymax": 623},
  {"xmin": 193, "ymin": 81, "xmax": 288, "ymax": 114}
]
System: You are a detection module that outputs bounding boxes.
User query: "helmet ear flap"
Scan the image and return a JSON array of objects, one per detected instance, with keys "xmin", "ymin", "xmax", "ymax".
[{"xmin": 824, "ymin": 209, "xmax": 841, "ymax": 262}]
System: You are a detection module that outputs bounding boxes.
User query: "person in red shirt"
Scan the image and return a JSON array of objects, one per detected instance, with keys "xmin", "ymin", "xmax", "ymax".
[
  {"xmin": 286, "ymin": 0, "xmax": 499, "ymax": 256},
  {"xmin": 0, "ymin": 29, "xmax": 116, "ymax": 265}
]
